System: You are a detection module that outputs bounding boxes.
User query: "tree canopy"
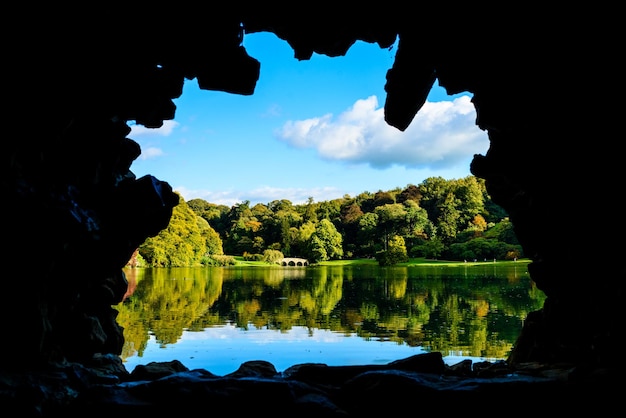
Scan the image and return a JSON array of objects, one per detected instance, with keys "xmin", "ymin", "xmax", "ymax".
[{"xmin": 135, "ymin": 176, "xmax": 522, "ymax": 267}]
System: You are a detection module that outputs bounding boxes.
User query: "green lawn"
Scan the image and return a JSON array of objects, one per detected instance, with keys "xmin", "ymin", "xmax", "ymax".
[
  {"xmin": 316, "ymin": 257, "xmax": 531, "ymax": 267},
  {"xmin": 232, "ymin": 256, "xmax": 531, "ymax": 267}
]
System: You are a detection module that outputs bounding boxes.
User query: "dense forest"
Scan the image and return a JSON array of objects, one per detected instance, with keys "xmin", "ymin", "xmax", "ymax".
[{"xmin": 131, "ymin": 176, "xmax": 523, "ymax": 267}]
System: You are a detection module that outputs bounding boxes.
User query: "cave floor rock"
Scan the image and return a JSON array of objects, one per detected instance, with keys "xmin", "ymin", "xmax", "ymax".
[{"xmin": 0, "ymin": 352, "xmax": 618, "ymax": 417}]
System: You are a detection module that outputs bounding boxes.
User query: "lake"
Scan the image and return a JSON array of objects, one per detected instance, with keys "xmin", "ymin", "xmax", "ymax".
[{"xmin": 118, "ymin": 261, "xmax": 544, "ymax": 376}]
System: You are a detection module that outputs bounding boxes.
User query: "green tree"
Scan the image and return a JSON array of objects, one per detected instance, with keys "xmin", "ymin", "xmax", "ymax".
[
  {"xmin": 301, "ymin": 196, "xmax": 318, "ymax": 223},
  {"xmin": 186, "ymin": 175, "xmax": 512, "ymax": 261},
  {"xmin": 376, "ymin": 235, "xmax": 409, "ymax": 266},
  {"xmin": 418, "ymin": 176, "xmax": 449, "ymax": 221},
  {"xmin": 187, "ymin": 198, "xmax": 230, "ymax": 235},
  {"xmin": 476, "ymin": 177, "xmax": 509, "ymax": 224},
  {"xmin": 139, "ymin": 195, "xmax": 207, "ymax": 267},
  {"xmin": 357, "ymin": 212, "xmax": 379, "ymax": 257},
  {"xmin": 402, "ymin": 200, "xmax": 431, "ymax": 234},
  {"xmin": 196, "ymin": 216, "xmax": 223, "ymax": 255},
  {"xmin": 224, "ymin": 200, "xmax": 262, "ymax": 254},
  {"xmin": 419, "ymin": 177, "xmax": 472, "ymax": 244},
  {"xmin": 421, "ymin": 236, "xmax": 445, "ymax": 259},
  {"xmin": 291, "ymin": 221, "xmax": 316, "ymax": 257},
  {"xmin": 254, "ymin": 200, "xmax": 301, "ymax": 255},
  {"xmin": 306, "ymin": 218, "xmax": 343, "ymax": 262},
  {"xmin": 262, "ymin": 249, "xmax": 284, "ymax": 264},
  {"xmin": 316, "ymin": 199, "xmax": 343, "ymax": 222},
  {"xmin": 484, "ymin": 217, "xmax": 519, "ymax": 245},
  {"xmin": 355, "ymin": 191, "xmax": 376, "ymax": 213},
  {"xmin": 340, "ymin": 201, "xmax": 364, "ymax": 258},
  {"xmin": 372, "ymin": 190, "xmax": 395, "ymax": 207},
  {"xmin": 374, "ymin": 203, "xmax": 407, "ymax": 250},
  {"xmin": 452, "ymin": 176, "xmax": 486, "ymax": 232}
]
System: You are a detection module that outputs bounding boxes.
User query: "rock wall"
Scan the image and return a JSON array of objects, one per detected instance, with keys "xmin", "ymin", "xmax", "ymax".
[{"xmin": 2, "ymin": 1, "xmax": 622, "ymax": 402}]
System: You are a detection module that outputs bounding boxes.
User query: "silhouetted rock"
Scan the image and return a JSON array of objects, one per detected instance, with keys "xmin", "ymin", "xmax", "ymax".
[{"xmin": 1, "ymin": 5, "xmax": 622, "ymax": 415}]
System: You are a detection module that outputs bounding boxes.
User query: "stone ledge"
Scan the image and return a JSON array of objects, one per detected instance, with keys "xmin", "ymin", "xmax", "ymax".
[{"xmin": 0, "ymin": 352, "xmax": 618, "ymax": 417}]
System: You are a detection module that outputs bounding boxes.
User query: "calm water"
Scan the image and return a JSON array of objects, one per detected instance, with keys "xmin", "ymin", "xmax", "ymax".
[{"xmin": 117, "ymin": 262, "xmax": 544, "ymax": 376}]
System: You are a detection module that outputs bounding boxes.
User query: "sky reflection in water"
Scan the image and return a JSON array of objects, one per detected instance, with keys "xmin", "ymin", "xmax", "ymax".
[{"xmin": 122, "ymin": 324, "xmax": 490, "ymax": 376}]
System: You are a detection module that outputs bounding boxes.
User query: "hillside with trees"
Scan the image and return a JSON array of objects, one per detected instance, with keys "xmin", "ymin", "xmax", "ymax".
[{"xmin": 135, "ymin": 176, "xmax": 522, "ymax": 267}]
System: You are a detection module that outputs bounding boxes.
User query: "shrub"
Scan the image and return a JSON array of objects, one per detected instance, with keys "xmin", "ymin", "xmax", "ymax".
[{"xmin": 202, "ymin": 254, "xmax": 236, "ymax": 266}]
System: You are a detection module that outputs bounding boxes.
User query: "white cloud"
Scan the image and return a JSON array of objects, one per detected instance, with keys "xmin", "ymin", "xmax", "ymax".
[
  {"xmin": 128, "ymin": 120, "xmax": 179, "ymax": 137},
  {"xmin": 128, "ymin": 120, "xmax": 179, "ymax": 160},
  {"xmin": 175, "ymin": 185, "xmax": 343, "ymax": 207},
  {"xmin": 138, "ymin": 147, "xmax": 165, "ymax": 160},
  {"xmin": 174, "ymin": 186, "xmax": 238, "ymax": 206},
  {"xmin": 275, "ymin": 95, "xmax": 488, "ymax": 170},
  {"xmin": 245, "ymin": 186, "xmax": 343, "ymax": 205}
]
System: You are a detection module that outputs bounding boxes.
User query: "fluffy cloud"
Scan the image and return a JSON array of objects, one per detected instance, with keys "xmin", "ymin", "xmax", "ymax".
[
  {"xmin": 176, "ymin": 185, "xmax": 343, "ymax": 207},
  {"xmin": 129, "ymin": 120, "xmax": 179, "ymax": 137},
  {"xmin": 129, "ymin": 120, "xmax": 179, "ymax": 160},
  {"xmin": 275, "ymin": 95, "xmax": 488, "ymax": 170},
  {"xmin": 137, "ymin": 147, "xmax": 164, "ymax": 160}
]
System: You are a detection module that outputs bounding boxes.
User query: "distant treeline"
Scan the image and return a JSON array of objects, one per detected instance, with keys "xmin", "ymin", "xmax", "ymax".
[{"xmin": 132, "ymin": 176, "xmax": 522, "ymax": 267}]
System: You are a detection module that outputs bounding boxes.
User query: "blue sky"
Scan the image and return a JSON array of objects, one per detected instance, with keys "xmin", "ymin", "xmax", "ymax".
[{"xmin": 129, "ymin": 32, "xmax": 489, "ymax": 207}]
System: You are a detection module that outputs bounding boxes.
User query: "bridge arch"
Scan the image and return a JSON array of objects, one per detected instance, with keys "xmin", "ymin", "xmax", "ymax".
[{"xmin": 279, "ymin": 257, "xmax": 309, "ymax": 267}]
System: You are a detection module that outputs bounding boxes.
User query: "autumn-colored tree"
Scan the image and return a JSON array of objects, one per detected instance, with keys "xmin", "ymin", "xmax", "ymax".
[
  {"xmin": 181, "ymin": 175, "xmax": 516, "ymax": 263},
  {"xmin": 397, "ymin": 184, "xmax": 422, "ymax": 204}
]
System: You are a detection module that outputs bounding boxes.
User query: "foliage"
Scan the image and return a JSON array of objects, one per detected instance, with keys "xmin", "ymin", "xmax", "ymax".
[
  {"xmin": 262, "ymin": 249, "xmax": 284, "ymax": 264},
  {"xmin": 196, "ymin": 216, "xmax": 224, "ymax": 255},
  {"xmin": 138, "ymin": 195, "xmax": 208, "ymax": 267},
  {"xmin": 306, "ymin": 219, "xmax": 344, "ymax": 263},
  {"xmin": 118, "ymin": 259, "xmax": 539, "ymax": 368},
  {"xmin": 202, "ymin": 254, "xmax": 236, "ymax": 266},
  {"xmin": 410, "ymin": 236, "xmax": 445, "ymax": 259},
  {"xmin": 242, "ymin": 252, "xmax": 264, "ymax": 261},
  {"xmin": 140, "ymin": 175, "xmax": 520, "ymax": 266},
  {"xmin": 483, "ymin": 217, "xmax": 519, "ymax": 245},
  {"xmin": 376, "ymin": 235, "xmax": 409, "ymax": 266}
]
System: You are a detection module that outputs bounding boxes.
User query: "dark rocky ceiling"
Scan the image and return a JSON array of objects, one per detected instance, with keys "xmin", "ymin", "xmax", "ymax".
[{"xmin": 1, "ymin": 4, "xmax": 622, "ymax": 414}]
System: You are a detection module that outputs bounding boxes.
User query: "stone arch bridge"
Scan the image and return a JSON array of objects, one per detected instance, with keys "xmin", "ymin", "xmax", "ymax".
[{"xmin": 279, "ymin": 257, "xmax": 309, "ymax": 266}]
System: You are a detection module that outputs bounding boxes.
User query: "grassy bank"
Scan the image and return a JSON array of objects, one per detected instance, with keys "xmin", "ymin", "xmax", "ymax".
[
  {"xmin": 316, "ymin": 257, "xmax": 531, "ymax": 267},
  {"xmin": 233, "ymin": 256, "xmax": 531, "ymax": 267}
]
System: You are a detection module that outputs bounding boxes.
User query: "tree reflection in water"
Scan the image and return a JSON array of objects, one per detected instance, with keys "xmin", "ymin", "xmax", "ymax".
[{"xmin": 117, "ymin": 262, "xmax": 544, "ymax": 375}]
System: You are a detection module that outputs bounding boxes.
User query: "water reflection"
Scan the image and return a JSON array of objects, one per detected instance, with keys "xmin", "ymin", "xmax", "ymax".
[{"xmin": 117, "ymin": 263, "xmax": 544, "ymax": 374}]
